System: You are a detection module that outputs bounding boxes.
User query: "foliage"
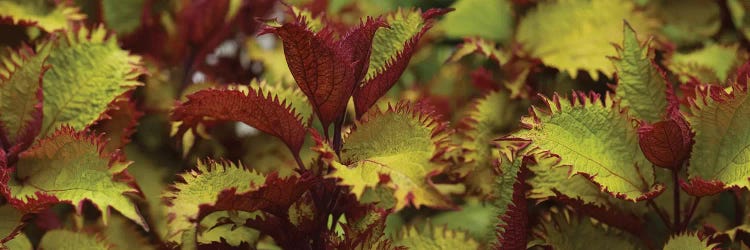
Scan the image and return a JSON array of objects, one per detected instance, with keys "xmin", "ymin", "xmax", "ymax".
[{"xmin": 1, "ymin": 0, "xmax": 750, "ymax": 249}]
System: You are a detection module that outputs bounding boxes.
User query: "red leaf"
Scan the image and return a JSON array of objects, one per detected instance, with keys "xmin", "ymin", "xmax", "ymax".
[
  {"xmin": 172, "ymin": 88, "xmax": 307, "ymax": 155},
  {"xmin": 261, "ymin": 13, "xmax": 386, "ymax": 131},
  {"xmin": 469, "ymin": 67, "xmax": 501, "ymax": 92},
  {"xmin": 679, "ymin": 177, "xmax": 726, "ymax": 197},
  {"xmin": 352, "ymin": 8, "xmax": 452, "ymax": 118},
  {"xmin": 637, "ymin": 113, "xmax": 693, "ymax": 169},
  {"xmin": 495, "ymin": 165, "xmax": 530, "ymax": 250}
]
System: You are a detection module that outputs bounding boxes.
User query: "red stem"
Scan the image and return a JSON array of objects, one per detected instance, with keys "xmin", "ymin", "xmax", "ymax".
[{"xmin": 672, "ymin": 169, "xmax": 680, "ymax": 231}]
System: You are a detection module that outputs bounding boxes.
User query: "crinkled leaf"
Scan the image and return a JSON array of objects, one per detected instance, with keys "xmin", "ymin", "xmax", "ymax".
[
  {"xmin": 163, "ymin": 160, "xmax": 266, "ymax": 243},
  {"xmin": 38, "ymin": 229, "xmax": 111, "ymax": 250},
  {"xmin": 503, "ymin": 92, "xmax": 662, "ymax": 201},
  {"xmin": 395, "ymin": 224, "xmax": 479, "ymax": 250},
  {"xmin": 0, "ymin": 45, "xmax": 44, "ymax": 154},
  {"xmin": 172, "ymin": 87, "xmax": 307, "ymax": 155},
  {"xmin": 8, "ymin": 126, "xmax": 146, "ymax": 228},
  {"xmin": 687, "ymin": 85, "xmax": 750, "ymax": 190},
  {"xmin": 653, "ymin": 0, "xmax": 721, "ymax": 47},
  {"xmin": 262, "ymin": 11, "xmax": 386, "ymax": 129},
  {"xmin": 39, "ymin": 26, "xmax": 144, "ymax": 136},
  {"xmin": 328, "ymin": 103, "xmax": 452, "ymax": 210},
  {"xmin": 665, "ymin": 43, "xmax": 743, "ymax": 84},
  {"xmin": 517, "ymin": 0, "xmax": 656, "ymax": 80},
  {"xmin": 611, "ymin": 22, "xmax": 669, "ymax": 123},
  {"xmin": 531, "ymin": 209, "xmax": 643, "ymax": 250},
  {"xmin": 0, "ymin": 204, "xmax": 23, "ymax": 244},
  {"xmin": 353, "ymin": 8, "xmax": 450, "ymax": 117},
  {"xmin": 101, "ymin": 0, "xmax": 146, "ymax": 35},
  {"xmin": 439, "ymin": 0, "xmax": 513, "ymax": 43},
  {"xmin": 0, "ymin": 0, "xmax": 83, "ymax": 32},
  {"xmin": 459, "ymin": 90, "xmax": 517, "ymax": 194},
  {"xmin": 662, "ymin": 233, "xmax": 716, "ymax": 250},
  {"xmin": 490, "ymin": 152, "xmax": 529, "ymax": 250}
]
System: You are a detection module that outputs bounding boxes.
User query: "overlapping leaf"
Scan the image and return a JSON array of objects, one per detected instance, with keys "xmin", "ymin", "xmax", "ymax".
[
  {"xmin": 38, "ymin": 26, "xmax": 144, "ymax": 136},
  {"xmin": 353, "ymin": 8, "xmax": 450, "ymax": 117},
  {"xmin": 395, "ymin": 224, "xmax": 479, "ymax": 250},
  {"xmin": 610, "ymin": 22, "xmax": 669, "ymax": 123},
  {"xmin": 0, "ymin": 0, "xmax": 83, "ymax": 32},
  {"xmin": 38, "ymin": 230, "xmax": 111, "ymax": 249},
  {"xmin": 328, "ymin": 103, "xmax": 453, "ymax": 210},
  {"xmin": 665, "ymin": 43, "xmax": 743, "ymax": 84},
  {"xmin": 163, "ymin": 160, "xmax": 266, "ymax": 243},
  {"xmin": 0, "ymin": 46, "xmax": 45, "ymax": 154},
  {"xmin": 687, "ymin": 85, "xmax": 750, "ymax": 190},
  {"xmin": 490, "ymin": 152, "xmax": 529, "ymax": 250},
  {"xmin": 516, "ymin": 0, "xmax": 656, "ymax": 79},
  {"xmin": 172, "ymin": 86, "xmax": 307, "ymax": 155},
  {"xmin": 7, "ymin": 126, "xmax": 145, "ymax": 228},
  {"xmin": 530, "ymin": 209, "xmax": 643, "ymax": 249},
  {"xmin": 503, "ymin": 92, "xmax": 662, "ymax": 201},
  {"xmin": 662, "ymin": 233, "xmax": 716, "ymax": 250}
]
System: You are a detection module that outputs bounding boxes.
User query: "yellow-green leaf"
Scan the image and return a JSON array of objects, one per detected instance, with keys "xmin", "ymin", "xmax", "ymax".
[
  {"xmin": 439, "ymin": 0, "xmax": 513, "ymax": 43},
  {"xmin": 329, "ymin": 103, "xmax": 452, "ymax": 211},
  {"xmin": 0, "ymin": 0, "xmax": 83, "ymax": 32},
  {"xmin": 0, "ymin": 204, "xmax": 23, "ymax": 243},
  {"xmin": 653, "ymin": 0, "xmax": 721, "ymax": 47},
  {"xmin": 0, "ymin": 46, "xmax": 45, "ymax": 145},
  {"xmin": 611, "ymin": 22, "xmax": 669, "ymax": 123},
  {"xmin": 39, "ymin": 26, "xmax": 143, "ymax": 136},
  {"xmin": 365, "ymin": 8, "xmax": 424, "ymax": 82},
  {"xmin": 101, "ymin": 0, "xmax": 146, "ymax": 35},
  {"xmin": 395, "ymin": 224, "xmax": 479, "ymax": 250},
  {"xmin": 665, "ymin": 43, "xmax": 743, "ymax": 84},
  {"xmin": 662, "ymin": 233, "xmax": 716, "ymax": 250},
  {"xmin": 163, "ymin": 160, "xmax": 266, "ymax": 243},
  {"xmin": 38, "ymin": 230, "xmax": 111, "ymax": 250},
  {"xmin": 517, "ymin": 0, "xmax": 656, "ymax": 80},
  {"xmin": 505, "ymin": 93, "xmax": 661, "ymax": 201},
  {"xmin": 531, "ymin": 209, "xmax": 643, "ymax": 249},
  {"xmin": 9, "ymin": 126, "xmax": 146, "ymax": 228}
]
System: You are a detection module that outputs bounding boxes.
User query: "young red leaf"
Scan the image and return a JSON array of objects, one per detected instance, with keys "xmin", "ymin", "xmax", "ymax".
[
  {"xmin": 637, "ymin": 113, "xmax": 693, "ymax": 170},
  {"xmin": 353, "ymin": 9, "xmax": 452, "ymax": 118},
  {"xmin": 261, "ymin": 12, "xmax": 386, "ymax": 131},
  {"xmin": 172, "ymin": 88, "xmax": 307, "ymax": 156}
]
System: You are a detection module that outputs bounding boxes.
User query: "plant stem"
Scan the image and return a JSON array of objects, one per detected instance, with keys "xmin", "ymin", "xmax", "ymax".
[
  {"xmin": 672, "ymin": 169, "xmax": 680, "ymax": 231},
  {"xmin": 734, "ymin": 189, "xmax": 744, "ymax": 226},
  {"xmin": 647, "ymin": 199, "xmax": 672, "ymax": 231},
  {"xmin": 293, "ymin": 154, "xmax": 306, "ymax": 172},
  {"xmin": 682, "ymin": 197, "xmax": 701, "ymax": 231}
]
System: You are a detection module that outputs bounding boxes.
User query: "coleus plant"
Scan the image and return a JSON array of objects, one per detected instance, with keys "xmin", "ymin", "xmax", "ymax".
[{"xmin": 1, "ymin": 0, "xmax": 750, "ymax": 249}]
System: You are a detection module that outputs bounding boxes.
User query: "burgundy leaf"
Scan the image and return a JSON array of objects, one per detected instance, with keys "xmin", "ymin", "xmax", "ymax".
[
  {"xmin": 470, "ymin": 67, "xmax": 501, "ymax": 92},
  {"xmin": 637, "ymin": 113, "xmax": 693, "ymax": 170},
  {"xmin": 172, "ymin": 88, "xmax": 307, "ymax": 156},
  {"xmin": 679, "ymin": 177, "xmax": 726, "ymax": 197},
  {"xmin": 261, "ymin": 13, "xmax": 385, "ymax": 131},
  {"xmin": 495, "ymin": 166, "xmax": 530, "ymax": 250},
  {"xmin": 353, "ymin": 8, "xmax": 452, "ymax": 118}
]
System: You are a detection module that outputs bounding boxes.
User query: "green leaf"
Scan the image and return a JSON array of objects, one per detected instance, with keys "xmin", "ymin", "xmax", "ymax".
[
  {"xmin": 517, "ymin": 0, "xmax": 656, "ymax": 80},
  {"xmin": 445, "ymin": 38, "xmax": 509, "ymax": 65},
  {"xmin": 101, "ymin": 0, "xmax": 146, "ymax": 35},
  {"xmin": 39, "ymin": 26, "xmax": 144, "ymax": 136},
  {"xmin": 124, "ymin": 145, "xmax": 172, "ymax": 239},
  {"xmin": 0, "ymin": 45, "xmax": 45, "ymax": 147},
  {"xmin": 439, "ymin": 0, "xmax": 513, "ymax": 43},
  {"xmin": 653, "ymin": 0, "xmax": 721, "ymax": 47},
  {"xmin": 0, "ymin": 205, "xmax": 23, "ymax": 243},
  {"xmin": 459, "ymin": 90, "xmax": 518, "ymax": 194},
  {"xmin": 38, "ymin": 230, "xmax": 111, "ymax": 250},
  {"xmin": 665, "ymin": 43, "xmax": 742, "ymax": 84},
  {"xmin": 104, "ymin": 215, "xmax": 156, "ymax": 250},
  {"xmin": 198, "ymin": 211, "xmax": 261, "ymax": 246},
  {"xmin": 163, "ymin": 160, "xmax": 266, "ymax": 243},
  {"xmin": 8, "ymin": 126, "xmax": 146, "ymax": 228},
  {"xmin": 611, "ymin": 22, "xmax": 669, "ymax": 123},
  {"xmin": 531, "ymin": 209, "xmax": 643, "ymax": 250},
  {"xmin": 395, "ymin": 224, "xmax": 480, "ymax": 250},
  {"xmin": 0, "ymin": 0, "xmax": 83, "ymax": 32},
  {"xmin": 430, "ymin": 201, "xmax": 496, "ymax": 243},
  {"xmin": 687, "ymin": 86, "xmax": 750, "ymax": 189},
  {"xmin": 662, "ymin": 233, "xmax": 716, "ymax": 250},
  {"xmin": 729, "ymin": 0, "xmax": 750, "ymax": 42},
  {"xmin": 328, "ymin": 103, "xmax": 453, "ymax": 211},
  {"xmin": 1, "ymin": 233, "xmax": 31, "ymax": 250},
  {"xmin": 365, "ymin": 8, "xmax": 425, "ymax": 82},
  {"xmin": 504, "ymin": 92, "xmax": 662, "ymax": 201}
]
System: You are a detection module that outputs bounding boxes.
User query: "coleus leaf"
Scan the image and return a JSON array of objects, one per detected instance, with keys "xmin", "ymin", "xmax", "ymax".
[
  {"xmin": 662, "ymin": 233, "xmax": 716, "ymax": 250},
  {"xmin": 91, "ymin": 93, "xmax": 143, "ymax": 155},
  {"xmin": 394, "ymin": 223, "xmax": 480, "ymax": 250},
  {"xmin": 7, "ymin": 126, "xmax": 146, "ymax": 228},
  {"xmin": 458, "ymin": 90, "xmax": 518, "ymax": 195},
  {"xmin": 38, "ymin": 229, "xmax": 111, "ymax": 249},
  {"xmin": 101, "ymin": 0, "xmax": 146, "ymax": 35},
  {"xmin": 654, "ymin": 0, "xmax": 721, "ymax": 47},
  {"xmin": 439, "ymin": 0, "xmax": 513, "ymax": 43},
  {"xmin": 610, "ymin": 22, "xmax": 670, "ymax": 123},
  {"xmin": 0, "ymin": 204, "xmax": 24, "ymax": 244},
  {"xmin": 172, "ymin": 86, "xmax": 307, "ymax": 156},
  {"xmin": 103, "ymin": 215, "xmax": 156, "ymax": 250},
  {"xmin": 330, "ymin": 209, "xmax": 402, "ymax": 250},
  {"xmin": 1, "ymin": 232, "xmax": 30, "ymax": 250},
  {"xmin": 665, "ymin": 43, "xmax": 743, "ymax": 84},
  {"xmin": 530, "ymin": 208, "xmax": 644, "ymax": 249},
  {"xmin": 353, "ymin": 8, "xmax": 450, "ymax": 118},
  {"xmin": 0, "ymin": 45, "xmax": 45, "ymax": 156},
  {"xmin": 516, "ymin": 0, "xmax": 656, "ymax": 80},
  {"xmin": 445, "ymin": 37, "xmax": 509, "ymax": 66},
  {"xmin": 261, "ymin": 10, "xmax": 387, "ymax": 131},
  {"xmin": 163, "ymin": 160, "xmax": 266, "ymax": 244},
  {"xmin": 638, "ymin": 113, "xmax": 693, "ymax": 170},
  {"xmin": 502, "ymin": 92, "xmax": 663, "ymax": 201},
  {"xmin": 491, "ymin": 151, "xmax": 530, "ymax": 250},
  {"xmin": 38, "ymin": 26, "xmax": 144, "ymax": 136},
  {"xmin": 328, "ymin": 103, "xmax": 453, "ymax": 211},
  {"xmin": 0, "ymin": 0, "xmax": 83, "ymax": 32},
  {"xmin": 686, "ymin": 84, "xmax": 750, "ymax": 192}
]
